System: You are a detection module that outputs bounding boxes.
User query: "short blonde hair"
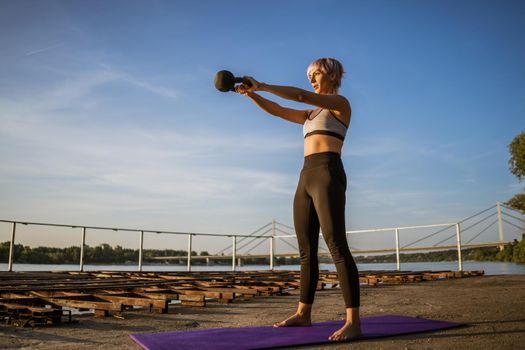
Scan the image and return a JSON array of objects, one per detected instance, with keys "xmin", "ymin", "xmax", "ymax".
[{"xmin": 307, "ymin": 58, "xmax": 345, "ymax": 93}]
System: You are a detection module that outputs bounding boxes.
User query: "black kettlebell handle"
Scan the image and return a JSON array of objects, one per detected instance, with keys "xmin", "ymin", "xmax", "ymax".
[{"xmin": 214, "ymin": 70, "xmax": 252, "ymax": 92}]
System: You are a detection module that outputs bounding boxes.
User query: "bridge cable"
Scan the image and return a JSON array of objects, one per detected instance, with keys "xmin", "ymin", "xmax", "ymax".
[
  {"xmin": 502, "ymin": 211, "xmax": 525, "ymax": 224},
  {"xmin": 465, "ymin": 219, "xmax": 498, "ymax": 244},
  {"xmin": 214, "ymin": 225, "xmax": 272, "ymax": 255},
  {"xmin": 275, "ymin": 228, "xmax": 294, "ymax": 236},
  {"xmin": 402, "ymin": 224, "xmax": 455, "ymax": 248},
  {"xmin": 460, "ymin": 212, "xmax": 497, "ymax": 233},
  {"xmin": 458, "ymin": 204, "xmax": 498, "ymax": 224},
  {"xmin": 244, "ymin": 236, "xmax": 269, "ymax": 254},
  {"xmin": 278, "ymin": 238, "xmax": 299, "ymax": 251},
  {"xmin": 403, "ymin": 205, "xmax": 497, "ymax": 248},
  {"xmin": 275, "ymin": 221, "xmax": 295, "ymax": 231},
  {"xmin": 502, "ymin": 218, "xmax": 525, "ymax": 231},
  {"xmin": 235, "ymin": 229, "xmax": 272, "ymax": 252},
  {"xmin": 432, "ymin": 212, "xmax": 496, "ymax": 247}
]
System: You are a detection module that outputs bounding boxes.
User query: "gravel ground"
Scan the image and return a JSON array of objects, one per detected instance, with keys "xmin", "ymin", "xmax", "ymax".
[{"xmin": 1, "ymin": 274, "xmax": 524, "ymax": 349}]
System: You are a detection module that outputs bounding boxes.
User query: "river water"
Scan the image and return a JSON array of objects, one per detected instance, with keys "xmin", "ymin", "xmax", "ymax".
[{"xmin": 1, "ymin": 261, "xmax": 524, "ymax": 275}]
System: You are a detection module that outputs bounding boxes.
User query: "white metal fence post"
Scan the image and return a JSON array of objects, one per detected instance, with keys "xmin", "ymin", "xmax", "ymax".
[
  {"xmin": 232, "ymin": 236, "xmax": 237, "ymax": 272},
  {"xmin": 455, "ymin": 223, "xmax": 463, "ymax": 272},
  {"xmin": 395, "ymin": 228, "xmax": 401, "ymax": 271},
  {"xmin": 8, "ymin": 222, "xmax": 16, "ymax": 272},
  {"xmin": 79, "ymin": 227, "xmax": 86, "ymax": 272},
  {"xmin": 187, "ymin": 234, "xmax": 192, "ymax": 272},
  {"xmin": 138, "ymin": 231, "xmax": 144, "ymax": 272}
]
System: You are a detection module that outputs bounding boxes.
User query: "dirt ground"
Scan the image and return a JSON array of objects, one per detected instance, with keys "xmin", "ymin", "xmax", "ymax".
[{"xmin": 1, "ymin": 274, "xmax": 524, "ymax": 350}]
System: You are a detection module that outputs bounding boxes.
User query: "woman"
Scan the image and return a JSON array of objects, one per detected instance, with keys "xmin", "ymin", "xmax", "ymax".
[{"xmin": 235, "ymin": 58, "xmax": 361, "ymax": 341}]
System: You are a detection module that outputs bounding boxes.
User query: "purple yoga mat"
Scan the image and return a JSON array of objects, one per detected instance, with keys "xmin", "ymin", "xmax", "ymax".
[{"xmin": 130, "ymin": 315, "xmax": 462, "ymax": 350}]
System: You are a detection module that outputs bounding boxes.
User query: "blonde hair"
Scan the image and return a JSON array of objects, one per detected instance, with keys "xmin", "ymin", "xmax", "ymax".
[{"xmin": 307, "ymin": 58, "xmax": 345, "ymax": 93}]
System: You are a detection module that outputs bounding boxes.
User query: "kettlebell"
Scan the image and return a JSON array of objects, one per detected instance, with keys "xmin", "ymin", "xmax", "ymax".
[{"xmin": 214, "ymin": 70, "xmax": 252, "ymax": 92}]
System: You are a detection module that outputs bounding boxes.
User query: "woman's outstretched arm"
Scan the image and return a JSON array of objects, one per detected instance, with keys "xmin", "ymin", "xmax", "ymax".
[
  {"xmin": 237, "ymin": 88, "xmax": 309, "ymax": 125},
  {"xmin": 244, "ymin": 77, "xmax": 350, "ymax": 115}
]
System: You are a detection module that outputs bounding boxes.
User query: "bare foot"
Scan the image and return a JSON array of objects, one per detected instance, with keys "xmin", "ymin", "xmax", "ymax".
[
  {"xmin": 273, "ymin": 313, "xmax": 311, "ymax": 327},
  {"xmin": 328, "ymin": 321, "xmax": 362, "ymax": 341}
]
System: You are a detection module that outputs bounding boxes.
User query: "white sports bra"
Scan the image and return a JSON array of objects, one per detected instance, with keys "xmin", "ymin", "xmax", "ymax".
[{"xmin": 303, "ymin": 108, "xmax": 348, "ymax": 141}]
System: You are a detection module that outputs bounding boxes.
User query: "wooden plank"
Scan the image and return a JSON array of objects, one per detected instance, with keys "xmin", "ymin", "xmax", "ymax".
[
  {"xmin": 195, "ymin": 286, "xmax": 243, "ymax": 296},
  {"xmin": 134, "ymin": 292, "xmax": 180, "ymax": 301},
  {"xmin": 216, "ymin": 286, "xmax": 259, "ymax": 295},
  {"xmin": 42, "ymin": 297, "xmax": 123, "ymax": 312},
  {"xmin": 0, "ymin": 302, "xmax": 55, "ymax": 314},
  {"xmin": 31, "ymin": 291, "xmax": 86, "ymax": 298},
  {"xmin": 178, "ymin": 294, "xmax": 205, "ymax": 302},
  {"xmin": 0, "ymin": 303, "xmax": 31, "ymax": 312},
  {"xmin": 158, "ymin": 275, "xmax": 199, "ymax": 281},
  {"xmin": 173, "ymin": 289, "xmax": 223, "ymax": 299},
  {"xmin": 178, "ymin": 294, "xmax": 206, "ymax": 307},
  {"xmin": 93, "ymin": 294, "xmax": 168, "ymax": 311},
  {"xmin": 0, "ymin": 293, "xmax": 39, "ymax": 300}
]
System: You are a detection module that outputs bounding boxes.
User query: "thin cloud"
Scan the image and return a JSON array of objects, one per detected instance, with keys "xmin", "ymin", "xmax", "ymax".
[
  {"xmin": 24, "ymin": 42, "xmax": 64, "ymax": 56},
  {"xmin": 12, "ymin": 66, "xmax": 179, "ymax": 114},
  {"xmin": 96, "ymin": 63, "xmax": 179, "ymax": 99},
  {"xmin": 119, "ymin": 75, "xmax": 179, "ymax": 99}
]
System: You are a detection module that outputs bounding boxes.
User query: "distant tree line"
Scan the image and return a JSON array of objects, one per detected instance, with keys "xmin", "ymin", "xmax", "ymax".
[
  {"xmin": 0, "ymin": 242, "xmax": 209, "ymax": 265},
  {"xmin": 483, "ymin": 236, "xmax": 525, "ymax": 263}
]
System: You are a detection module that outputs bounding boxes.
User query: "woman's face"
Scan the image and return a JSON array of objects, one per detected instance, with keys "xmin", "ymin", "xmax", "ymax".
[{"xmin": 308, "ymin": 68, "xmax": 335, "ymax": 94}]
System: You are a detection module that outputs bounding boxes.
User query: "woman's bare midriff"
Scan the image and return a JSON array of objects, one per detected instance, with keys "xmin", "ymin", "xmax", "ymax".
[{"xmin": 304, "ymin": 134, "xmax": 344, "ymax": 157}]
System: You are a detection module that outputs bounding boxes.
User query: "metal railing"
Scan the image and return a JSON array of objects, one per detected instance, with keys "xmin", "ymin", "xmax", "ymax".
[
  {"xmin": 1, "ymin": 202, "xmax": 523, "ymax": 273},
  {"xmin": 274, "ymin": 222, "xmax": 465, "ymax": 270},
  {"xmin": 255, "ymin": 201, "xmax": 522, "ymax": 272},
  {"xmin": 0, "ymin": 220, "xmax": 274, "ymax": 273}
]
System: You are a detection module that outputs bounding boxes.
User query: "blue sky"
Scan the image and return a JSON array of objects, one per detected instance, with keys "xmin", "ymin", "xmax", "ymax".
[{"xmin": 0, "ymin": 0, "xmax": 524, "ymax": 252}]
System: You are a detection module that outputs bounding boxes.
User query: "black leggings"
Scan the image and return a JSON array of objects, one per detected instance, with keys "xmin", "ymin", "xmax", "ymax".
[{"xmin": 293, "ymin": 152, "xmax": 360, "ymax": 308}]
